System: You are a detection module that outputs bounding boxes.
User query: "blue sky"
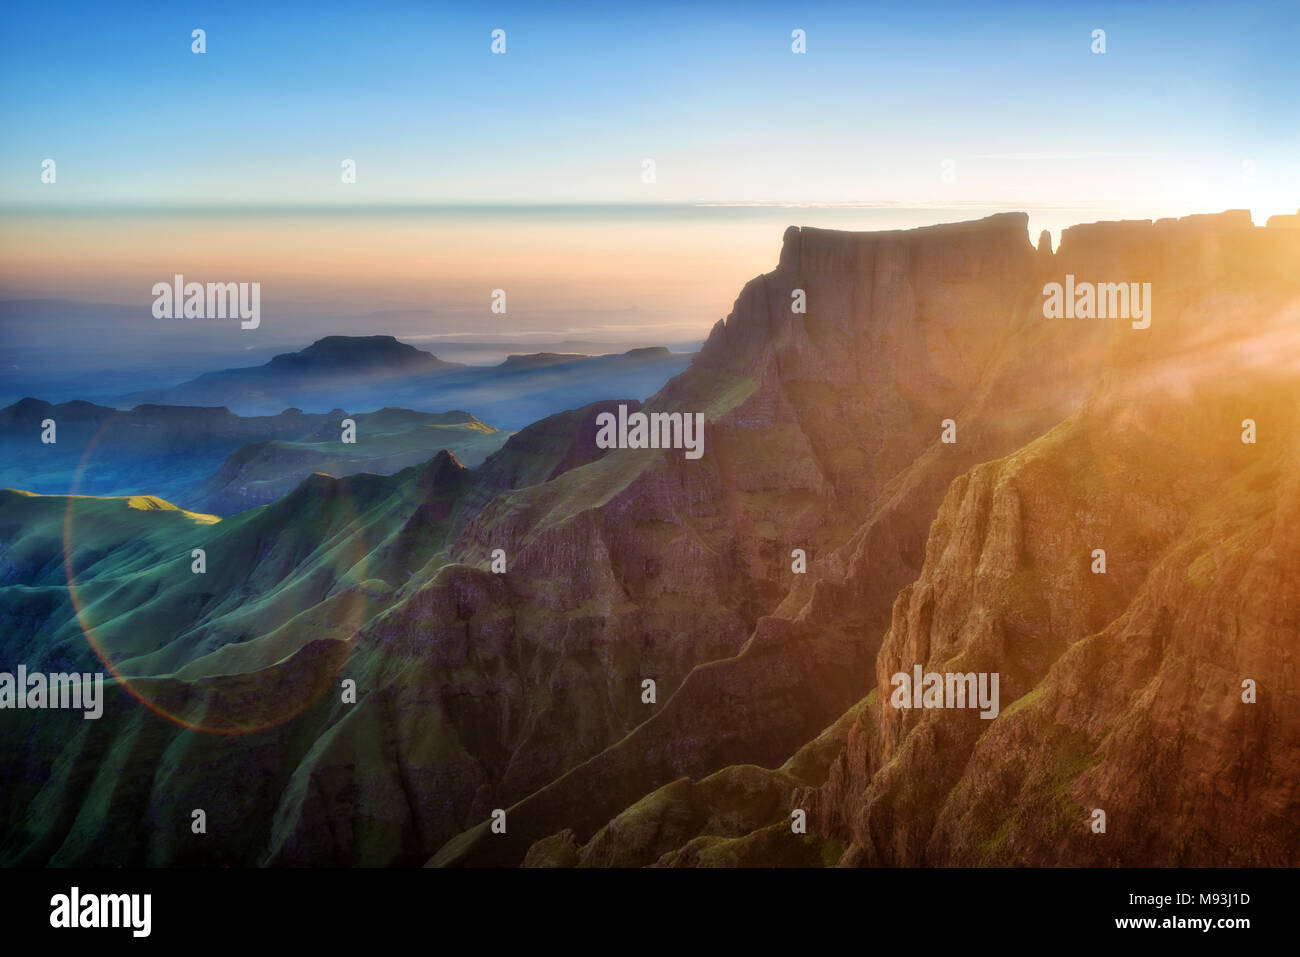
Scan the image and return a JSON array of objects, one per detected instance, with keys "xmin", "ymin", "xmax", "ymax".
[{"xmin": 3, "ymin": 0, "xmax": 1297, "ymax": 214}]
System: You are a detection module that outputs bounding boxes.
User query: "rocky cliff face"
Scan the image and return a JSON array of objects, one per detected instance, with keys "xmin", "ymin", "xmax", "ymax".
[
  {"xmin": 787, "ymin": 206, "xmax": 1300, "ymax": 864},
  {"xmin": 799, "ymin": 374, "xmax": 1299, "ymax": 865},
  {"xmin": 424, "ymin": 212, "xmax": 1099, "ymax": 866},
  {"xmin": 519, "ymin": 209, "xmax": 1300, "ymax": 868},
  {"xmin": 4, "ymin": 210, "xmax": 1297, "ymax": 868},
  {"xmin": 488, "ymin": 210, "xmax": 1300, "ymax": 868}
]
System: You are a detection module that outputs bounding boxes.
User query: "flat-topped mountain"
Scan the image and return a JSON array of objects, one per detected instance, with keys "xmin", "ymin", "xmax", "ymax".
[
  {"xmin": 497, "ymin": 353, "xmax": 588, "ymax": 370},
  {"xmin": 267, "ymin": 335, "xmax": 459, "ymax": 372},
  {"xmin": 115, "ymin": 337, "xmax": 692, "ymax": 428}
]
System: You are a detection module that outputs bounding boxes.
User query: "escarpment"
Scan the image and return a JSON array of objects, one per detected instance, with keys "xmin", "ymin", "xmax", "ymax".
[
  {"xmin": 495, "ymin": 210, "xmax": 1300, "ymax": 868},
  {"xmin": 5, "ymin": 210, "xmax": 1297, "ymax": 868}
]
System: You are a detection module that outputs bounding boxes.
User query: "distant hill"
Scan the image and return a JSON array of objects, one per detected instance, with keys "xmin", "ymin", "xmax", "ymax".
[
  {"xmin": 265, "ymin": 335, "xmax": 460, "ymax": 373},
  {"xmin": 192, "ymin": 407, "xmax": 507, "ymax": 515},
  {"xmin": 497, "ymin": 353, "xmax": 588, "ymax": 370},
  {"xmin": 113, "ymin": 337, "xmax": 693, "ymax": 428},
  {"xmin": 0, "ymin": 398, "xmax": 510, "ymax": 515}
]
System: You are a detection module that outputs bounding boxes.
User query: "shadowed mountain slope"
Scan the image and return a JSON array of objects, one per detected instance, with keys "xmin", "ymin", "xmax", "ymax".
[{"xmin": 432, "ymin": 210, "xmax": 1300, "ymax": 867}]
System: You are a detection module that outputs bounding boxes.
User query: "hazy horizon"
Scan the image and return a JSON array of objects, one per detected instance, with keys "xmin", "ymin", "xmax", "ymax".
[
  {"xmin": 5, "ymin": 199, "xmax": 1297, "ymax": 408},
  {"xmin": 6, "ymin": 0, "xmax": 1296, "ymax": 379},
  {"xmin": 4, "ymin": 201, "xmax": 1290, "ymax": 360}
]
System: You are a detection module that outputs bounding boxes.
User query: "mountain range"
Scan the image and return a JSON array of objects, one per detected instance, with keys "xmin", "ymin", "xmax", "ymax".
[
  {"xmin": 0, "ymin": 399, "xmax": 512, "ymax": 516},
  {"xmin": 1, "ymin": 209, "xmax": 1297, "ymax": 867},
  {"xmin": 112, "ymin": 337, "xmax": 692, "ymax": 428}
]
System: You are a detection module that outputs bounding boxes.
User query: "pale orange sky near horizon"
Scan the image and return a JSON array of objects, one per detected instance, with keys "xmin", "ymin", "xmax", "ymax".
[{"xmin": 2, "ymin": 202, "xmax": 1292, "ymax": 346}]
